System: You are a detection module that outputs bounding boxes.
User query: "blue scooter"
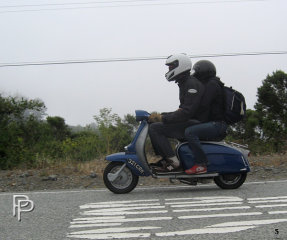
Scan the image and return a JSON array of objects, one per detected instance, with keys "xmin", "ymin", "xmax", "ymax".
[{"xmin": 103, "ymin": 110, "xmax": 250, "ymax": 194}]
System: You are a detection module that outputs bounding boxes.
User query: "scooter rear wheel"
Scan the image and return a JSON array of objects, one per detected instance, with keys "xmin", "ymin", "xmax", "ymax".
[
  {"xmin": 103, "ymin": 162, "xmax": 139, "ymax": 194},
  {"xmin": 214, "ymin": 173, "xmax": 247, "ymax": 189}
]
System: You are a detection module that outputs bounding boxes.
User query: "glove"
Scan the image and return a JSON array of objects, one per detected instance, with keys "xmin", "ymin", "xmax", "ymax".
[{"xmin": 148, "ymin": 113, "xmax": 162, "ymax": 123}]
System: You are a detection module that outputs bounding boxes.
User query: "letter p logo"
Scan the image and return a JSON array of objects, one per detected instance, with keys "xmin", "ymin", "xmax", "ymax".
[{"xmin": 13, "ymin": 195, "xmax": 34, "ymax": 221}]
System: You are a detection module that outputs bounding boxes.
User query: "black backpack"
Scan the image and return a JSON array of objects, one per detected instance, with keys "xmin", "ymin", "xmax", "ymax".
[{"xmin": 223, "ymin": 86, "xmax": 246, "ymax": 124}]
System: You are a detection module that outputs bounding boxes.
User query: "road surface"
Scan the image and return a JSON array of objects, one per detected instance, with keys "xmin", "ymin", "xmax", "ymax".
[{"xmin": 1, "ymin": 180, "xmax": 287, "ymax": 240}]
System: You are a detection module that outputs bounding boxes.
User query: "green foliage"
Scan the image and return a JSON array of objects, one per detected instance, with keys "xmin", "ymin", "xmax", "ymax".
[
  {"xmin": 0, "ymin": 95, "xmax": 47, "ymax": 169},
  {"xmin": 255, "ymin": 70, "xmax": 287, "ymax": 151},
  {"xmin": 47, "ymin": 116, "xmax": 71, "ymax": 141},
  {"xmin": 1, "ymin": 69, "xmax": 287, "ymax": 169},
  {"xmin": 0, "ymin": 97, "xmax": 137, "ymax": 169},
  {"xmin": 227, "ymin": 109, "xmax": 260, "ymax": 142},
  {"xmin": 93, "ymin": 108, "xmax": 137, "ymax": 154},
  {"xmin": 62, "ymin": 132, "xmax": 101, "ymax": 162},
  {"xmin": 0, "ymin": 94, "xmax": 45, "ymax": 121},
  {"xmin": 227, "ymin": 70, "xmax": 287, "ymax": 153}
]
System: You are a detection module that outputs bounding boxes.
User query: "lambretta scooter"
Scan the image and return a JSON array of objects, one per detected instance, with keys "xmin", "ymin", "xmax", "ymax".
[{"xmin": 103, "ymin": 110, "xmax": 250, "ymax": 194}]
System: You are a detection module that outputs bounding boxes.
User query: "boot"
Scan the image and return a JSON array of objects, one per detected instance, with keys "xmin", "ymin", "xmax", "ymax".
[{"xmin": 155, "ymin": 157, "xmax": 182, "ymax": 172}]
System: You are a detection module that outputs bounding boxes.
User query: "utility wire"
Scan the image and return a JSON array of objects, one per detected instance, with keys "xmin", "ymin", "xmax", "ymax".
[
  {"xmin": 0, "ymin": 51, "xmax": 286, "ymax": 68},
  {"xmin": 0, "ymin": 0, "xmax": 269, "ymax": 8},
  {"xmin": 0, "ymin": 0, "xmax": 168, "ymax": 8},
  {"xmin": 0, "ymin": 0, "xmax": 271, "ymax": 14}
]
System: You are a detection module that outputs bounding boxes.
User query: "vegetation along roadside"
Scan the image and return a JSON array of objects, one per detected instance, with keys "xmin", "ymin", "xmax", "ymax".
[{"xmin": 0, "ymin": 70, "xmax": 286, "ymax": 191}]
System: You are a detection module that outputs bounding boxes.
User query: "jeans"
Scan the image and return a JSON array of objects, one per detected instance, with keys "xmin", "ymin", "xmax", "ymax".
[
  {"xmin": 184, "ymin": 121, "xmax": 228, "ymax": 165},
  {"xmin": 149, "ymin": 120, "xmax": 199, "ymax": 159}
]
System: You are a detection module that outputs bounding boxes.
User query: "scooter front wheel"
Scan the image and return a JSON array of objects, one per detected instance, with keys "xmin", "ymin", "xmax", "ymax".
[
  {"xmin": 214, "ymin": 173, "xmax": 247, "ymax": 189},
  {"xmin": 103, "ymin": 162, "xmax": 139, "ymax": 194}
]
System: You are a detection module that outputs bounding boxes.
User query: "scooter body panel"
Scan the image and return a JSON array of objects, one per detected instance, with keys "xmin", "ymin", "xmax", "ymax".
[
  {"xmin": 178, "ymin": 142, "xmax": 250, "ymax": 174},
  {"xmin": 106, "ymin": 152, "xmax": 152, "ymax": 177}
]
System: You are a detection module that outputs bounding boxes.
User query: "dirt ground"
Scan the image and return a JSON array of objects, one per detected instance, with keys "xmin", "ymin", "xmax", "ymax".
[{"xmin": 0, "ymin": 154, "xmax": 286, "ymax": 192}]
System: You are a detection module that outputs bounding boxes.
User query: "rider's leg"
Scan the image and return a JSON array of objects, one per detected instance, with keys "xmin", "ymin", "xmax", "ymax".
[
  {"xmin": 149, "ymin": 122, "xmax": 175, "ymax": 159},
  {"xmin": 184, "ymin": 121, "xmax": 227, "ymax": 174},
  {"xmin": 149, "ymin": 122, "xmax": 190, "ymax": 171}
]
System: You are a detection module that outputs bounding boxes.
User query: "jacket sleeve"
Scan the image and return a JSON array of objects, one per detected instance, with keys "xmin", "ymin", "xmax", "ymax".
[{"xmin": 162, "ymin": 79, "xmax": 204, "ymax": 123}]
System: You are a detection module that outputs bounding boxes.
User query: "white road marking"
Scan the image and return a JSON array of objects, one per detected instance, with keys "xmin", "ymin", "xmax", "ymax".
[
  {"xmin": 67, "ymin": 194, "xmax": 287, "ymax": 239},
  {"xmin": 81, "ymin": 206, "xmax": 165, "ymax": 216},
  {"xmin": 269, "ymin": 210, "xmax": 287, "ymax": 215},
  {"xmin": 79, "ymin": 210, "xmax": 168, "ymax": 216},
  {"xmin": 156, "ymin": 226, "xmax": 255, "ymax": 237},
  {"xmin": 211, "ymin": 218, "xmax": 287, "ymax": 227},
  {"xmin": 68, "ymin": 232, "xmax": 152, "ymax": 239},
  {"xmin": 73, "ymin": 216, "xmax": 125, "ymax": 221},
  {"xmin": 248, "ymin": 196, "xmax": 287, "ymax": 201},
  {"xmin": 80, "ymin": 203, "xmax": 160, "ymax": 209},
  {"xmin": 82, "ymin": 205, "xmax": 165, "ymax": 213},
  {"xmin": 170, "ymin": 201, "xmax": 243, "ymax": 208},
  {"xmin": 255, "ymin": 204, "xmax": 287, "ymax": 208},
  {"xmin": 178, "ymin": 212, "xmax": 262, "ymax": 219},
  {"xmin": 165, "ymin": 196, "xmax": 242, "ymax": 201},
  {"xmin": 69, "ymin": 223, "xmax": 122, "ymax": 228},
  {"xmin": 173, "ymin": 206, "xmax": 250, "ymax": 212},
  {"xmin": 156, "ymin": 218, "xmax": 287, "ymax": 237},
  {"xmin": 249, "ymin": 199, "xmax": 287, "ymax": 204},
  {"xmin": 92, "ymin": 199, "xmax": 160, "ymax": 203},
  {"xmin": 71, "ymin": 216, "xmax": 172, "ymax": 224},
  {"xmin": 166, "ymin": 198, "xmax": 242, "ymax": 205},
  {"xmin": 69, "ymin": 226, "xmax": 160, "ymax": 235}
]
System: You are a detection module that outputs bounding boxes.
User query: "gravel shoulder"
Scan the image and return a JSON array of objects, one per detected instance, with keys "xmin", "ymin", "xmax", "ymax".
[{"xmin": 0, "ymin": 154, "xmax": 286, "ymax": 192}]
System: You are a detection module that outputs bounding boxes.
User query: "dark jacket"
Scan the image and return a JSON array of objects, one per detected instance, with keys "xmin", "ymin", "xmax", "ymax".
[
  {"xmin": 196, "ymin": 76, "xmax": 225, "ymax": 123},
  {"xmin": 162, "ymin": 73, "xmax": 205, "ymax": 123}
]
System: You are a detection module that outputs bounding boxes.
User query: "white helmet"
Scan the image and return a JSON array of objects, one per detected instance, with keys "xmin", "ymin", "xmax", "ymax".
[{"xmin": 165, "ymin": 53, "xmax": 192, "ymax": 81}]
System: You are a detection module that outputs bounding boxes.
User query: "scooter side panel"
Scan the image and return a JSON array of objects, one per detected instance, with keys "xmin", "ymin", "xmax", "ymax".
[
  {"xmin": 178, "ymin": 143, "xmax": 250, "ymax": 174},
  {"xmin": 105, "ymin": 152, "xmax": 152, "ymax": 177}
]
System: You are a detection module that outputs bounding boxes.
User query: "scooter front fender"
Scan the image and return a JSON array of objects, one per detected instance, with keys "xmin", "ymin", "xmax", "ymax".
[{"xmin": 105, "ymin": 152, "xmax": 152, "ymax": 177}]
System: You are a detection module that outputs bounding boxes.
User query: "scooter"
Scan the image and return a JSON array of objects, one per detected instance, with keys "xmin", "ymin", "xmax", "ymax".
[{"xmin": 103, "ymin": 110, "xmax": 250, "ymax": 194}]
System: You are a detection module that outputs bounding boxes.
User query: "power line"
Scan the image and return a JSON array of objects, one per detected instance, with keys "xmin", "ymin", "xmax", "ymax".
[
  {"xmin": 0, "ymin": 0, "xmax": 270, "ymax": 8},
  {"xmin": 0, "ymin": 0, "xmax": 272, "ymax": 14},
  {"xmin": 0, "ymin": 0, "xmax": 165, "ymax": 8},
  {"xmin": 0, "ymin": 51, "xmax": 286, "ymax": 68}
]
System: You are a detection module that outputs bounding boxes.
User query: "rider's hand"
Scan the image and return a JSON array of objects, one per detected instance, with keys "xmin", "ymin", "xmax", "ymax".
[{"xmin": 148, "ymin": 113, "xmax": 162, "ymax": 123}]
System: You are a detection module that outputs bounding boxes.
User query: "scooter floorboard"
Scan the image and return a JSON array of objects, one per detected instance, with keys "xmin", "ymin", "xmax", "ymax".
[{"xmin": 152, "ymin": 171, "xmax": 219, "ymax": 179}]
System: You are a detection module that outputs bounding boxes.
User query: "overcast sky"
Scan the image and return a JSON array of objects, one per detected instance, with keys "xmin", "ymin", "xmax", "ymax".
[{"xmin": 0, "ymin": 0, "xmax": 286, "ymax": 126}]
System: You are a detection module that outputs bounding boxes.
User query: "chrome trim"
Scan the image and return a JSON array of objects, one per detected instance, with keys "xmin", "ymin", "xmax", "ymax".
[
  {"xmin": 153, "ymin": 173, "xmax": 219, "ymax": 179},
  {"xmin": 135, "ymin": 122, "xmax": 151, "ymax": 174},
  {"xmin": 107, "ymin": 163, "xmax": 127, "ymax": 182}
]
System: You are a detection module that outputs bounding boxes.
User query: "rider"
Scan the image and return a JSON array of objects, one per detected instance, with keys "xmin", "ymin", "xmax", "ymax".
[
  {"xmin": 148, "ymin": 53, "xmax": 205, "ymax": 172},
  {"xmin": 184, "ymin": 60, "xmax": 228, "ymax": 174}
]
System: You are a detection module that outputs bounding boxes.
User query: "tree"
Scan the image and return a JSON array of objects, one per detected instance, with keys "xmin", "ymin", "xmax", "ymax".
[
  {"xmin": 255, "ymin": 70, "xmax": 287, "ymax": 150},
  {"xmin": 122, "ymin": 114, "xmax": 139, "ymax": 136},
  {"xmin": 227, "ymin": 109, "xmax": 260, "ymax": 143},
  {"xmin": 47, "ymin": 116, "xmax": 71, "ymax": 141},
  {"xmin": 93, "ymin": 108, "xmax": 134, "ymax": 154},
  {"xmin": 0, "ymin": 95, "xmax": 47, "ymax": 169},
  {"xmin": 0, "ymin": 94, "xmax": 45, "ymax": 122}
]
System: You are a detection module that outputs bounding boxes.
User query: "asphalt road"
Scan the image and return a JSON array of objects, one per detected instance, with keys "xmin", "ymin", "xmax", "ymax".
[{"xmin": 1, "ymin": 180, "xmax": 287, "ymax": 240}]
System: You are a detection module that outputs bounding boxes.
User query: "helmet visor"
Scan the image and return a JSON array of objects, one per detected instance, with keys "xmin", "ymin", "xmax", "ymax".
[{"xmin": 166, "ymin": 60, "xmax": 178, "ymax": 71}]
